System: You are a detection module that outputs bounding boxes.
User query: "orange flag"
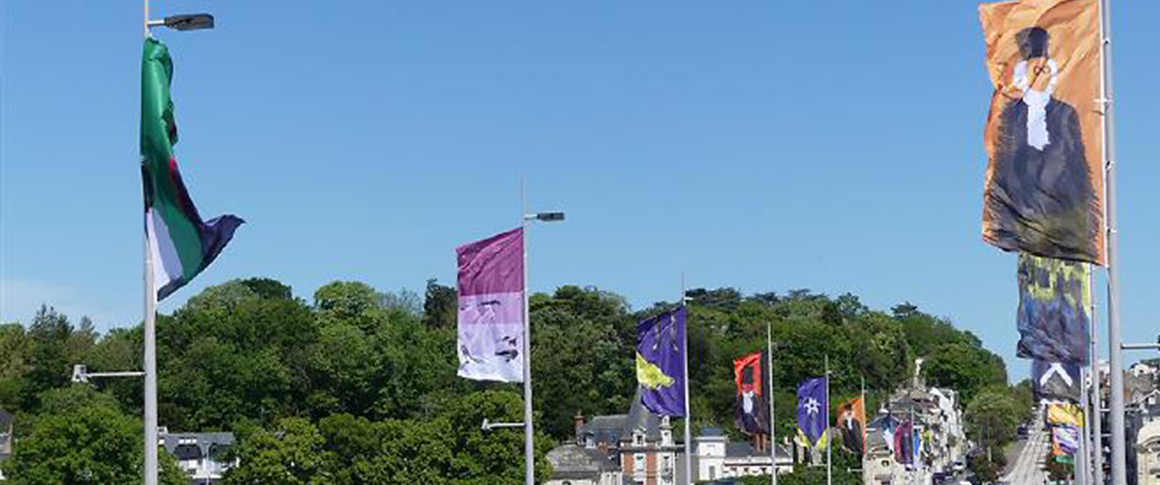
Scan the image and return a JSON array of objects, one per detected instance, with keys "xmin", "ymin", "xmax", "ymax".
[
  {"xmin": 979, "ymin": 0, "xmax": 1104, "ymax": 265},
  {"xmin": 836, "ymin": 396, "xmax": 866, "ymax": 454}
]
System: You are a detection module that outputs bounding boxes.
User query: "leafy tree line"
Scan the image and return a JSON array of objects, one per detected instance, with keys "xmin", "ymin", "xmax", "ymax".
[{"xmin": 0, "ymin": 277, "xmax": 1012, "ymax": 484}]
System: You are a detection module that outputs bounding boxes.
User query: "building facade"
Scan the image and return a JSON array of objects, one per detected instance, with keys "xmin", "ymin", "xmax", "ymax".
[
  {"xmin": 693, "ymin": 427, "xmax": 792, "ymax": 482},
  {"xmin": 158, "ymin": 430, "xmax": 237, "ymax": 484}
]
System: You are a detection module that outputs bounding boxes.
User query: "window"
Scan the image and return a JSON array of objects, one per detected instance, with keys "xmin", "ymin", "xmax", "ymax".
[
  {"xmin": 709, "ymin": 465, "xmax": 717, "ymax": 480},
  {"xmin": 634, "ymin": 453, "xmax": 645, "ymax": 473}
]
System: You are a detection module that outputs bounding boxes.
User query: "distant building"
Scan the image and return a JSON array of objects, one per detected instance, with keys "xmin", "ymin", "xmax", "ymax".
[
  {"xmin": 158, "ymin": 430, "xmax": 237, "ymax": 484},
  {"xmin": 545, "ymin": 443, "xmax": 622, "ymax": 485},
  {"xmin": 864, "ymin": 382, "xmax": 966, "ymax": 485},
  {"xmin": 0, "ymin": 409, "xmax": 11, "ymax": 482},
  {"xmin": 570, "ymin": 389, "xmax": 681, "ymax": 485},
  {"xmin": 693, "ymin": 427, "xmax": 792, "ymax": 482},
  {"xmin": 1137, "ymin": 420, "xmax": 1160, "ymax": 485}
]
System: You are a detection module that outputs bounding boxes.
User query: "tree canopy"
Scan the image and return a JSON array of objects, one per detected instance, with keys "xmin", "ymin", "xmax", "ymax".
[{"xmin": 0, "ymin": 278, "xmax": 1011, "ymax": 484}]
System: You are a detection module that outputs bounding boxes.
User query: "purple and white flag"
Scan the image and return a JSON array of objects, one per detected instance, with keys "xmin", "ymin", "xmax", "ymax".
[{"xmin": 456, "ymin": 227, "xmax": 524, "ymax": 382}]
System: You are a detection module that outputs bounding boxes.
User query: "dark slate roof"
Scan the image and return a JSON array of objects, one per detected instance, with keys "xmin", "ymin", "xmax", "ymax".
[
  {"xmin": 582, "ymin": 387, "xmax": 666, "ymax": 445},
  {"xmin": 581, "ymin": 414, "xmax": 628, "ymax": 446},
  {"xmin": 160, "ymin": 432, "xmax": 235, "ymax": 461},
  {"xmin": 622, "ymin": 387, "xmax": 663, "ymax": 441},
  {"xmin": 725, "ymin": 442, "xmax": 792, "ymax": 460},
  {"xmin": 0, "ymin": 410, "xmax": 12, "ymax": 432},
  {"xmin": 700, "ymin": 427, "xmax": 726, "ymax": 438},
  {"xmin": 547, "ymin": 444, "xmax": 620, "ymax": 479}
]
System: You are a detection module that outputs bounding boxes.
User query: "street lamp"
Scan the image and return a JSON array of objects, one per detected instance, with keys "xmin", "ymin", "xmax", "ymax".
[
  {"xmin": 518, "ymin": 206, "xmax": 565, "ymax": 485},
  {"xmin": 141, "ymin": 4, "xmax": 215, "ymax": 485},
  {"xmin": 148, "ymin": 13, "xmax": 215, "ymax": 31}
]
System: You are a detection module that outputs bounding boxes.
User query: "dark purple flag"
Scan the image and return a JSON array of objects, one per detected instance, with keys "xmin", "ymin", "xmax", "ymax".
[
  {"xmin": 895, "ymin": 420, "xmax": 914, "ymax": 465},
  {"xmin": 796, "ymin": 377, "xmax": 828, "ymax": 447},
  {"xmin": 635, "ymin": 307, "xmax": 686, "ymax": 417}
]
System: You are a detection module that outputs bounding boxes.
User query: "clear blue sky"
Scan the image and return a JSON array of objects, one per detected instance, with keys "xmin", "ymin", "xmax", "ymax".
[{"xmin": 2, "ymin": 0, "xmax": 1158, "ymax": 381}]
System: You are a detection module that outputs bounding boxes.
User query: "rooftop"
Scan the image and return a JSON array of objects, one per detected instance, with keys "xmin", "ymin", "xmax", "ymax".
[
  {"xmin": 159, "ymin": 432, "xmax": 235, "ymax": 461},
  {"xmin": 547, "ymin": 443, "xmax": 619, "ymax": 480}
]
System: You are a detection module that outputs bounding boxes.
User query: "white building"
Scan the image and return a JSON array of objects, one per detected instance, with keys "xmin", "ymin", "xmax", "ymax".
[
  {"xmin": 159, "ymin": 430, "xmax": 237, "ymax": 484},
  {"xmin": 1137, "ymin": 420, "xmax": 1160, "ymax": 485},
  {"xmin": 693, "ymin": 427, "xmax": 792, "ymax": 482},
  {"xmin": 0, "ymin": 410, "xmax": 12, "ymax": 482}
]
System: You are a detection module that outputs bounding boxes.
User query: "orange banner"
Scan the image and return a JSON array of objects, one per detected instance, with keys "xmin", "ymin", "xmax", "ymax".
[{"xmin": 979, "ymin": 0, "xmax": 1104, "ymax": 265}]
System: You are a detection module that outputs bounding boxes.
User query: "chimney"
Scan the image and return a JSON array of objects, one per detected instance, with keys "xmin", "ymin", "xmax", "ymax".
[{"xmin": 573, "ymin": 410, "xmax": 586, "ymax": 445}]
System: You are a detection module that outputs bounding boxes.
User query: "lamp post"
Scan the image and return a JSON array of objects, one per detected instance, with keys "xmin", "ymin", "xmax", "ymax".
[
  {"xmin": 520, "ymin": 180, "xmax": 565, "ymax": 485},
  {"xmin": 141, "ymin": 4, "xmax": 214, "ymax": 485}
]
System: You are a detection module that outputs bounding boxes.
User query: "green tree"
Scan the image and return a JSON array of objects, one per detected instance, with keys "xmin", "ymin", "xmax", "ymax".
[
  {"xmin": 224, "ymin": 417, "xmax": 332, "ymax": 485},
  {"xmin": 922, "ymin": 342, "xmax": 1008, "ymax": 403},
  {"xmin": 965, "ymin": 386, "xmax": 1020, "ymax": 481},
  {"xmin": 422, "ymin": 279, "xmax": 457, "ymax": 330},
  {"xmin": 1, "ymin": 386, "xmax": 187, "ymax": 485}
]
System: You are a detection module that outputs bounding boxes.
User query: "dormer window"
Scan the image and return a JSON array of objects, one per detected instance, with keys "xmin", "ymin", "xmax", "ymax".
[{"xmin": 633, "ymin": 431, "xmax": 645, "ymax": 447}]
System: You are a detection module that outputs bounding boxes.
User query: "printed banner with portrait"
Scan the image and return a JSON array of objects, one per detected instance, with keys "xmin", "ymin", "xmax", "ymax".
[{"xmin": 979, "ymin": 0, "xmax": 1104, "ymax": 265}]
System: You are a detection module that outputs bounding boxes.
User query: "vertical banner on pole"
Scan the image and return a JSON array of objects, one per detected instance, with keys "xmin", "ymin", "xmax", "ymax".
[
  {"xmin": 455, "ymin": 227, "xmax": 525, "ymax": 383},
  {"xmin": 978, "ymin": 0, "xmax": 1104, "ymax": 265}
]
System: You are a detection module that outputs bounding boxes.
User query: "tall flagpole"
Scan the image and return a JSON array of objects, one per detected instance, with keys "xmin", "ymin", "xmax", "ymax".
[
  {"xmin": 681, "ymin": 272, "xmax": 693, "ymax": 485},
  {"xmin": 767, "ymin": 321, "xmax": 777, "ymax": 485},
  {"xmin": 1090, "ymin": 270, "xmax": 1104, "ymax": 485},
  {"xmin": 825, "ymin": 354, "xmax": 832, "ymax": 485},
  {"xmin": 1097, "ymin": 0, "xmax": 1126, "ymax": 484},
  {"xmin": 141, "ymin": 2, "xmax": 161, "ymax": 485},
  {"xmin": 521, "ymin": 180, "xmax": 535, "ymax": 485}
]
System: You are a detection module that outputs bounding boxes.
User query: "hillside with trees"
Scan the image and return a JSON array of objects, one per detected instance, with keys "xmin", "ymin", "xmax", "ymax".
[{"xmin": 0, "ymin": 277, "xmax": 1016, "ymax": 484}]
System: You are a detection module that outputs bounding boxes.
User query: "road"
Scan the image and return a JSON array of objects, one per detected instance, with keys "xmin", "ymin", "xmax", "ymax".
[{"xmin": 1002, "ymin": 422, "xmax": 1050, "ymax": 485}]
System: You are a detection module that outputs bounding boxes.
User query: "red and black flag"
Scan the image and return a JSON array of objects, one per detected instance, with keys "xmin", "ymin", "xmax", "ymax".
[
  {"xmin": 733, "ymin": 352, "xmax": 769, "ymax": 436},
  {"xmin": 979, "ymin": 0, "xmax": 1104, "ymax": 265}
]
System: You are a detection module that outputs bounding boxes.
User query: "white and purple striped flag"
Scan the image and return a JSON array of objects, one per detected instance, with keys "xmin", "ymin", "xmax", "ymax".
[{"xmin": 456, "ymin": 227, "xmax": 524, "ymax": 382}]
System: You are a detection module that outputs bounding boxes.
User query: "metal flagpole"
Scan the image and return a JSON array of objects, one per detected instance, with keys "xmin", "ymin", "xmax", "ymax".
[
  {"xmin": 521, "ymin": 180, "xmax": 535, "ymax": 485},
  {"xmin": 767, "ymin": 321, "xmax": 777, "ymax": 485},
  {"xmin": 1097, "ymin": 0, "xmax": 1127, "ymax": 484},
  {"xmin": 142, "ymin": 1, "xmax": 160, "ymax": 484},
  {"xmin": 825, "ymin": 354, "xmax": 832, "ymax": 485},
  {"xmin": 1090, "ymin": 269, "xmax": 1104, "ymax": 485},
  {"xmin": 860, "ymin": 374, "xmax": 866, "ymax": 457},
  {"xmin": 1078, "ymin": 365, "xmax": 1091, "ymax": 485},
  {"xmin": 681, "ymin": 272, "xmax": 693, "ymax": 485}
]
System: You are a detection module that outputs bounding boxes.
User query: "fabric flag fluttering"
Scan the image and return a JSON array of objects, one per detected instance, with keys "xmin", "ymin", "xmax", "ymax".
[
  {"xmin": 1032, "ymin": 360, "xmax": 1082, "ymax": 401},
  {"xmin": 141, "ymin": 38, "xmax": 243, "ymax": 301},
  {"xmin": 978, "ymin": 0, "xmax": 1104, "ymax": 265},
  {"xmin": 1017, "ymin": 253, "xmax": 1092, "ymax": 364},
  {"xmin": 1046, "ymin": 402, "xmax": 1085, "ymax": 427},
  {"xmin": 733, "ymin": 352, "xmax": 769, "ymax": 435},
  {"xmin": 1052, "ymin": 425, "xmax": 1080, "ymax": 456},
  {"xmin": 796, "ymin": 377, "xmax": 828, "ymax": 449},
  {"xmin": 870, "ymin": 414, "xmax": 899, "ymax": 453},
  {"xmin": 636, "ymin": 307, "xmax": 687, "ymax": 416},
  {"xmin": 895, "ymin": 420, "xmax": 914, "ymax": 465},
  {"xmin": 456, "ymin": 227, "xmax": 525, "ymax": 382},
  {"xmin": 836, "ymin": 397, "xmax": 866, "ymax": 454}
]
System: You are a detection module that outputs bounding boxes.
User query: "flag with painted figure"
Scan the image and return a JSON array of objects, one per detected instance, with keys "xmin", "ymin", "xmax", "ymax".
[
  {"xmin": 1052, "ymin": 425, "xmax": 1080, "ymax": 456},
  {"xmin": 836, "ymin": 396, "xmax": 866, "ymax": 454},
  {"xmin": 1017, "ymin": 252, "xmax": 1091, "ymax": 364},
  {"xmin": 895, "ymin": 419, "xmax": 914, "ymax": 465},
  {"xmin": 870, "ymin": 413, "xmax": 899, "ymax": 453},
  {"xmin": 733, "ymin": 352, "xmax": 769, "ymax": 435},
  {"xmin": 796, "ymin": 377, "xmax": 828, "ymax": 449},
  {"xmin": 456, "ymin": 227, "xmax": 525, "ymax": 382},
  {"xmin": 636, "ymin": 306, "xmax": 687, "ymax": 416},
  {"xmin": 1032, "ymin": 360, "xmax": 1082, "ymax": 401},
  {"xmin": 979, "ymin": 0, "xmax": 1104, "ymax": 265},
  {"xmin": 1046, "ymin": 402, "xmax": 1085, "ymax": 427},
  {"xmin": 141, "ymin": 38, "xmax": 243, "ymax": 301}
]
